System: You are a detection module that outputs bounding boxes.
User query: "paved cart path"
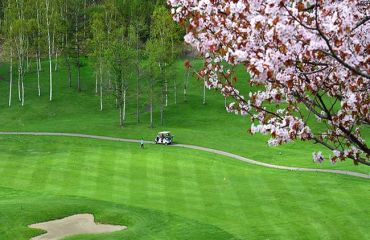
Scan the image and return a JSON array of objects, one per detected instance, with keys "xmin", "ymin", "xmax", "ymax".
[{"xmin": 0, "ymin": 132, "xmax": 368, "ymax": 180}]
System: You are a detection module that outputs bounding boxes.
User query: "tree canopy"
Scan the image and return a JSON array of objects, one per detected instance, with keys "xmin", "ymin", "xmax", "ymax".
[{"xmin": 168, "ymin": 0, "xmax": 370, "ymax": 165}]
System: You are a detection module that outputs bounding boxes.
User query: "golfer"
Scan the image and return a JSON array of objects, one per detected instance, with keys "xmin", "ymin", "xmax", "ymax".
[{"xmin": 140, "ymin": 138, "xmax": 144, "ymax": 149}]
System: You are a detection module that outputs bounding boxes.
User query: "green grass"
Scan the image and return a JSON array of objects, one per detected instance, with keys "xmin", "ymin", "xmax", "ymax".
[
  {"xmin": 0, "ymin": 187, "xmax": 234, "ymax": 240},
  {"xmin": 0, "ymin": 58, "xmax": 369, "ymax": 239},
  {"xmin": 0, "ymin": 59, "xmax": 368, "ymax": 174},
  {"xmin": 0, "ymin": 136, "xmax": 369, "ymax": 240}
]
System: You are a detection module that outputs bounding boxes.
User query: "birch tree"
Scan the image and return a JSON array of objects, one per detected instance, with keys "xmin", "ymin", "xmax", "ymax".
[
  {"xmin": 128, "ymin": 22, "xmax": 145, "ymax": 124},
  {"xmin": 45, "ymin": 0, "xmax": 53, "ymax": 101},
  {"xmin": 150, "ymin": 6, "xmax": 173, "ymax": 108},
  {"xmin": 35, "ymin": 0, "xmax": 43, "ymax": 96},
  {"xmin": 90, "ymin": 10, "xmax": 105, "ymax": 111},
  {"xmin": 109, "ymin": 31, "xmax": 134, "ymax": 127},
  {"xmin": 3, "ymin": 1, "xmax": 16, "ymax": 107},
  {"xmin": 13, "ymin": 0, "xmax": 26, "ymax": 106}
]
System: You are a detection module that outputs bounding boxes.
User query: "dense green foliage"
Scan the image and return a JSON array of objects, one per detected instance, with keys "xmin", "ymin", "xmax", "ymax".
[{"xmin": 0, "ymin": 0, "xmax": 183, "ymax": 126}]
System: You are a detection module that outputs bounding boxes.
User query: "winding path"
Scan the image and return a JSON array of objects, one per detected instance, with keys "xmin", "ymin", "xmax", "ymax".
[{"xmin": 0, "ymin": 131, "xmax": 369, "ymax": 180}]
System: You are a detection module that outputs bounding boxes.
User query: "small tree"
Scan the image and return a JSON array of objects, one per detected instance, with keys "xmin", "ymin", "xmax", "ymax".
[
  {"xmin": 150, "ymin": 6, "xmax": 178, "ymax": 108},
  {"xmin": 90, "ymin": 10, "xmax": 106, "ymax": 111},
  {"xmin": 144, "ymin": 39, "xmax": 163, "ymax": 128},
  {"xmin": 45, "ymin": 0, "xmax": 53, "ymax": 100},
  {"xmin": 2, "ymin": 0, "xmax": 16, "ymax": 107},
  {"xmin": 128, "ymin": 21, "xmax": 146, "ymax": 124},
  {"xmin": 108, "ymin": 30, "xmax": 134, "ymax": 127}
]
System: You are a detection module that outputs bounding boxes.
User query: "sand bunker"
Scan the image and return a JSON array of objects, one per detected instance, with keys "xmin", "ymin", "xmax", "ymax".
[{"xmin": 29, "ymin": 214, "xmax": 127, "ymax": 240}]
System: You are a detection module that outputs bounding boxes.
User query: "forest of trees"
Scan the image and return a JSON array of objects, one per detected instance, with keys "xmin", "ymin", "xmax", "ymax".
[{"xmin": 0, "ymin": 0, "xmax": 185, "ymax": 127}]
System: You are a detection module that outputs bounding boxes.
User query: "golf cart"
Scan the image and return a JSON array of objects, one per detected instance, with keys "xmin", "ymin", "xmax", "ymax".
[{"xmin": 155, "ymin": 131, "xmax": 174, "ymax": 145}]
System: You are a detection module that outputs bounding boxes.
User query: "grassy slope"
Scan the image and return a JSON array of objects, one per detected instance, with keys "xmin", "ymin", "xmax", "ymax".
[
  {"xmin": 0, "ymin": 59, "xmax": 368, "ymax": 174},
  {"xmin": 0, "ymin": 188, "xmax": 234, "ymax": 240},
  {"xmin": 0, "ymin": 136, "xmax": 369, "ymax": 240}
]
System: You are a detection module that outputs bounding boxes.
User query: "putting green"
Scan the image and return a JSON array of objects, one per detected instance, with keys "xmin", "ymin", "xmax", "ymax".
[{"xmin": 0, "ymin": 136, "xmax": 368, "ymax": 239}]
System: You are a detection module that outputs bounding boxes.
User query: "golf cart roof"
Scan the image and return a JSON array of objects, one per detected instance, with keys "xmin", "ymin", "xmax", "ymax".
[{"xmin": 158, "ymin": 131, "xmax": 171, "ymax": 135}]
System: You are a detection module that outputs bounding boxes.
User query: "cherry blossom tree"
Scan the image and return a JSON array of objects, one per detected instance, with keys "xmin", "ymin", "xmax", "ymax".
[{"xmin": 168, "ymin": 0, "xmax": 370, "ymax": 166}]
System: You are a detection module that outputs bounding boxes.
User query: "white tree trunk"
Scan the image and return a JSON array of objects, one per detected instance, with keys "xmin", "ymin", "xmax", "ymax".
[
  {"xmin": 174, "ymin": 78, "xmax": 177, "ymax": 105},
  {"xmin": 26, "ymin": 40, "xmax": 29, "ymax": 72},
  {"xmin": 20, "ymin": 37, "xmax": 25, "ymax": 106},
  {"xmin": 83, "ymin": 0, "xmax": 86, "ymax": 38},
  {"xmin": 150, "ymin": 97, "xmax": 153, "ymax": 128},
  {"xmin": 36, "ymin": 53, "xmax": 41, "ymax": 96},
  {"xmin": 21, "ymin": 75, "xmax": 25, "ymax": 106},
  {"xmin": 165, "ymin": 65, "xmax": 168, "ymax": 107},
  {"xmin": 184, "ymin": 71, "xmax": 189, "ymax": 102},
  {"xmin": 119, "ymin": 107, "xmax": 123, "ymax": 127},
  {"xmin": 171, "ymin": 38, "xmax": 177, "ymax": 105},
  {"xmin": 150, "ymin": 80, "xmax": 154, "ymax": 128},
  {"xmin": 9, "ymin": 48, "xmax": 13, "ymax": 107},
  {"xmin": 18, "ymin": 43, "xmax": 25, "ymax": 106},
  {"xmin": 203, "ymin": 82, "xmax": 206, "ymax": 105},
  {"xmin": 54, "ymin": 50, "xmax": 58, "ymax": 71},
  {"xmin": 123, "ymin": 88, "xmax": 126, "ymax": 121},
  {"xmin": 99, "ymin": 61, "xmax": 103, "ymax": 111},
  {"xmin": 38, "ymin": 56, "xmax": 42, "ymax": 71},
  {"xmin": 52, "ymin": 26, "xmax": 55, "ymax": 62},
  {"xmin": 18, "ymin": 62, "xmax": 21, "ymax": 102},
  {"xmin": 45, "ymin": 0, "xmax": 53, "ymax": 101},
  {"xmin": 108, "ymin": 71, "xmax": 111, "ymax": 89},
  {"xmin": 95, "ymin": 72, "xmax": 98, "ymax": 94},
  {"xmin": 165, "ymin": 82, "xmax": 168, "ymax": 107}
]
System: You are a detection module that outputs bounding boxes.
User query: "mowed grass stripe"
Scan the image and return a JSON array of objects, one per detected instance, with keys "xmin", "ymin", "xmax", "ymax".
[
  {"xmin": 219, "ymin": 158, "xmax": 249, "ymax": 236},
  {"xmin": 208, "ymin": 155, "xmax": 230, "ymax": 222},
  {"xmin": 245, "ymin": 173, "xmax": 281, "ymax": 239},
  {"xmin": 95, "ymin": 145, "xmax": 115, "ymax": 200},
  {"xmin": 12, "ymin": 137, "xmax": 34, "ymax": 189},
  {"xmin": 193, "ymin": 152, "xmax": 227, "ymax": 223},
  {"xmin": 110, "ymin": 146, "xmax": 126, "ymax": 203},
  {"xmin": 58, "ymin": 143, "xmax": 82, "ymax": 194},
  {"xmin": 274, "ymin": 173, "xmax": 324, "ymax": 240},
  {"xmin": 278, "ymin": 173, "xmax": 352, "ymax": 239},
  {"xmin": 167, "ymin": 149, "xmax": 190, "ymax": 215},
  {"xmin": 28, "ymin": 145, "xmax": 51, "ymax": 192},
  {"xmin": 327, "ymin": 178, "xmax": 370, "ymax": 239},
  {"xmin": 74, "ymin": 144, "xmax": 93, "ymax": 197},
  {"xmin": 0, "ymin": 139, "xmax": 27, "ymax": 189},
  {"xmin": 182, "ymin": 152, "xmax": 209, "ymax": 223},
  {"xmin": 177, "ymin": 150, "xmax": 206, "ymax": 218},
  {"xmin": 56, "ymin": 147, "xmax": 74, "ymax": 195},
  {"xmin": 269, "ymin": 173, "xmax": 324, "ymax": 240},
  {"xmin": 43, "ymin": 141, "xmax": 65, "ymax": 193},
  {"xmin": 225, "ymin": 167, "xmax": 255, "ymax": 240},
  {"xmin": 0, "ymin": 136, "xmax": 368, "ymax": 239},
  {"xmin": 114, "ymin": 146, "xmax": 131, "ymax": 202},
  {"xmin": 145, "ymin": 149, "xmax": 167, "ymax": 208},
  {"xmin": 161, "ymin": 149, "xmax": 187, "ymax": 214},
  {"xmin": 128, "ymin": 147, "xmax": 147, "ymax": 205}
]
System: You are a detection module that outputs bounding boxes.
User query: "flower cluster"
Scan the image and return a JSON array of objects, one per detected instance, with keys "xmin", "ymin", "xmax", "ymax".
[{"xmin": 168, "ymin": 0, "xmax": 370, "ymax": 165}]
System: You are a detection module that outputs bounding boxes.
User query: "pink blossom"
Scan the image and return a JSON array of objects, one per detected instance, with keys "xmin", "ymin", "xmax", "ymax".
[{"xmin": 168, "ymin": 0, "xmax": 370, "ymax": 165}]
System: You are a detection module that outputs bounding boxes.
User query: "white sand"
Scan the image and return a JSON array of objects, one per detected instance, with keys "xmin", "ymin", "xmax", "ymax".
[{"xmin": 29, "ymin": 214, "xmax": 127, "ymax": 240}]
